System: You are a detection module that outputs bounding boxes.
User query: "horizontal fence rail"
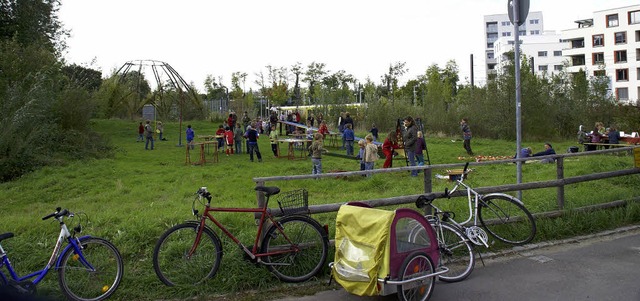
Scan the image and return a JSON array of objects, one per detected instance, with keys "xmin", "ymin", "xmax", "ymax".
[{"xmin": 254, "ymin": 146, "xmax": 640, "ymax": 216}]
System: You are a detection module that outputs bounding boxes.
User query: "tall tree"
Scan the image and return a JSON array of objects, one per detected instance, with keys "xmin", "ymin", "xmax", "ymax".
[
  {"xmin": 291, "ymin": 62, "xmax": 302, "ymax": 104},
  {"xmin": 303, "ymin": 62, "xmax": 327, "ymax": 103}
]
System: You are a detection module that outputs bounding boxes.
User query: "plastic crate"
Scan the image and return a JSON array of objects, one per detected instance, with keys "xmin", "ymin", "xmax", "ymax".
[{"xmin": 277, "ymin": 189, "xmax": 309, "ymax": 215}]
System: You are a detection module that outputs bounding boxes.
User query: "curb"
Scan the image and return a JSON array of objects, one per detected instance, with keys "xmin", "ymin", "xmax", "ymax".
[{"xmin": 478, "ymin": 224, "xmax": 640, "ymax": 260}]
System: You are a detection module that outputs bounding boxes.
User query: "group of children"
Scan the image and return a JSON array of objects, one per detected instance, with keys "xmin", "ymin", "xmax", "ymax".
[{"xmin": 181, "ymin": 117, "xmax": 427, "ymax": 176}]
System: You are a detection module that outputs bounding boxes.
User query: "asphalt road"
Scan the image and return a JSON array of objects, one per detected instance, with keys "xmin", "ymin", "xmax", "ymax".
[{"xmin": 274, "ymin": 225, "xmax": 640, "ymax": 301}]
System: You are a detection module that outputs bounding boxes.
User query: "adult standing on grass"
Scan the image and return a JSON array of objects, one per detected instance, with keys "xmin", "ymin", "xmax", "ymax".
[
  {"xmin": 245, "ymin": 125, "xmax": 262, "ymax": 162},
  {"xmin": 186, "ymin": 125, "xmax": 195, "ymax": 150},
  {"xmin": 234, "ymin": 123, "xmax": 244, "ymax": 154},
  {"xmin": 144, "ymin": 120, "xmax": 154, "ymax": 150},
  {"xmin": 403, "ymin": 116, "xmax": 418, "ymax": 176},
  {"xmin": 309, "ymin": 133, "xmax": 328, "ymax": 175},
  {"xmin": 460, "ymin": 118, "xmax": 474, "ymax": 156}
]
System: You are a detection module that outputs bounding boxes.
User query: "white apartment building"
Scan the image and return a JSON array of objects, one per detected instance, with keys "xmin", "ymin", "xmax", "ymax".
[
  {"xmin": 494, "ymin": 31, "xmax": 565, "ymax": 76},
  {"xmin": 562, "ymin": 5, "xmax": 640, "ymax": 104},
  {"xmin": 484, "ymin": 12, "xmax": 544, "ymax": 80}
]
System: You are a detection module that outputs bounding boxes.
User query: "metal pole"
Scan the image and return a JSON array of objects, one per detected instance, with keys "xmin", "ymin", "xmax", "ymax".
[{"xmin": 513, "ymin": 0, "xmax": 523, "ymax": 200}]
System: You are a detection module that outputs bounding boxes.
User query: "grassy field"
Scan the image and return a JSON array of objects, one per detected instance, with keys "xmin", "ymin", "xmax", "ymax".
[{"xmin": 1, "ymin": 119, "xmax": 639, "ymax": 300}]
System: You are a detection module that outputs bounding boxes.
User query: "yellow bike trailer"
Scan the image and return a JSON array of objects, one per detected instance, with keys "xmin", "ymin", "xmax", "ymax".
[{"xmin": 330, "ymin": 204, "xmax": 447, "ymax": 301}]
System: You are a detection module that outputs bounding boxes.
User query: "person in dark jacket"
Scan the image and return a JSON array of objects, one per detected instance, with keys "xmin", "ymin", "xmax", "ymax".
[
  {"xmin": 403, "ymin": 116, "xmax": 418, "ymax": 176},
  {"xmin": 532, "ymin": 142, "xmax": 556, "ymax": 163}
]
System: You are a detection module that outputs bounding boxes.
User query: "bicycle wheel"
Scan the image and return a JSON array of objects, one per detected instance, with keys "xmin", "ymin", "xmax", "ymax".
[
  {"xmin": 396, "ymin": 251, "xmax": 435, "ymax": 301},
  {"xmin": 434, "ymin": 222, "xmax": 475, "ymax": 282},
  {"xmin": 478, "ymin": 194, "xmax": 537, "ymax": 245},
  {"xmin": 260, "ymin": 215, "xmax": 328, "ymax": 282},
  {"xmin": 57, "ymin": 237, "xmax": 123, "ymax": 301},
  {"xmin": 153, "ymin": 223, "xmax": 222, "ymax": 286}
]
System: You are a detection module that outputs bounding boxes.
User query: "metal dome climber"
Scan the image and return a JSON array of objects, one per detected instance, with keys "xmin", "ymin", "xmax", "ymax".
[{"xmin": 115, "ymin": 59, "xmax": 199, "ymax": 146}]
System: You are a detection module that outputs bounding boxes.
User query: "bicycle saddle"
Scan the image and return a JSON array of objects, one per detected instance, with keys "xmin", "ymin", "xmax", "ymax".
[
  {"xmin": 255, "ymin": 186, "xmax": 280, "ymax": 197},
  {"xmin": 0, "ymin": 232, "xmax": 14, "ymax": 242}
]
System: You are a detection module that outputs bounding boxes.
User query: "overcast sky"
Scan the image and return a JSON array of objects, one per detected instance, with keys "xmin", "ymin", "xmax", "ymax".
[{"xmin": 59, "ymin": 0, "xmax": 637, "ymax": 91}]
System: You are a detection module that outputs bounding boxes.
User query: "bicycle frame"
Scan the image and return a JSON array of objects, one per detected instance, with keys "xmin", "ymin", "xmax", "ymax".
[
  {"xmin": 0, "ymin": 215, "xmax": 94, "ymax": 286},
  {"xmin": 189, "ymin": 200, "xmax": 299, "ymax": 263},
  {"xmin": 446, "ymin": 179, "xmax": 482, "ymax": 227}
]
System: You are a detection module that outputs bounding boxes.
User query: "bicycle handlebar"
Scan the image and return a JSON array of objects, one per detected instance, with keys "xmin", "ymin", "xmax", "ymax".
[
  {"xmin": 196, "ymin": 187, "xmax": 212, "ymax": 202},
  {"xmin": 42, "ymin": 207, "xmax": 69, "ymax": 220}
]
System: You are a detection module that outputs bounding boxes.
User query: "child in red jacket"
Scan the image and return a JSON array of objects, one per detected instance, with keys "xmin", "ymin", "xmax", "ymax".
[{"xmin": 224, "ymin": 127, "xmax": 234, "ymax": 155}]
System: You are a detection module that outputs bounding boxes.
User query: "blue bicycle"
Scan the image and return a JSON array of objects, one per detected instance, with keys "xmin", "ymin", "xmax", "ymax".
[{"xmin": 0, "ymin": 207, "xmax": 124, "ymax": 301}]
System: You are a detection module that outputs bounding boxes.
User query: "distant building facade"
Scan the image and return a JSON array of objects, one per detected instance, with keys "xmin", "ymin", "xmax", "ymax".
[
  {"xmin": 494, "ymin": 31, "xmax": 565, "ymax": 76},
  {"xmin": 484, "ymin": 12, "xmax": 544, "ymax": 80},
  {"xmin": 562, "ymin": 5, "xmax": 640, "ymax": 104}
]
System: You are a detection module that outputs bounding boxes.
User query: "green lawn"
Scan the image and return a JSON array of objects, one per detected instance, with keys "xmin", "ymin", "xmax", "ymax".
[{"xmin": 1, "ymin": 119, "xmax": 639, "ymax": 300}]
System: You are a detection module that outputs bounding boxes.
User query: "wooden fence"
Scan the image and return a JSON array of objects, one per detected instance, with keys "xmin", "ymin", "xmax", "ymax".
[{"xmin": 253, "ymin": 146, "xmax": 640, "ymax": 216}]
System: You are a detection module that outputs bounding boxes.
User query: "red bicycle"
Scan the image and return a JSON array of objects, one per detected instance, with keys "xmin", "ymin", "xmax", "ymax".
[{"xmin": 152, "ymin": 186, "xmax": 329, "ymax": 286}]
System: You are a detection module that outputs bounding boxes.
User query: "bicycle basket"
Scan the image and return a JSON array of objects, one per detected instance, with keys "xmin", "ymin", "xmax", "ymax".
[{"xmin": 277, "ymin": 188, "xmax": 309, "ymax": 215}]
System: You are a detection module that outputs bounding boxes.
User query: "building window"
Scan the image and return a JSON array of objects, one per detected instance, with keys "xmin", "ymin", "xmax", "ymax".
[
  {"xmin": 538, "ymin": 65, "xmax": 548, "ymax": 71},
  {"xmin": 530, "ymin": 30, "xmax": 540, "ymax": 35},
  {"xmin": 637, "ymin": 68, "xmax": 640, "ymax": 80},
  {"xmin": 553, "ymin": 50, "xmax": 562, "ymax": 56},
  {"xmin": 487, "ymin": 52, "xmax": 494, "ymax": 59},
  {"xmin": 615, "ymin": 32, "xmax": 627, "ymax": 44},
  {"xmin": 616, "ymin": 69, "xmax": 628, "ymax": 81},
  {"xmin": 554, "ymin": 65, "xmax": 563, "ymax": 71},
  {"xmin": 530, "ymin": 19, "xmax": 539, "ymax": 25},
  {"xmin": 593, "ymin": 53, "xmax": 604, "ymax": 64},
  {"xmin": 629, "ymin": 10, "xmax": 640, "ymax": 24},
  {"xmin": 486, "ymin": 22, "xmax": 498, "ymax": 33},
  {"xmin": 519, "ymin": 30, "xmax": 526, "ymax": 36},
  {"xmin": 502, "ymin": 32, "xmax": 512, "ymax": 37},
  {"xmin": 572, "ymin": 56, "xmax": 585, "ymax": 66},
  {"xmin": 501, "ymin": 21, "xmax": 511, "ymax": 26},
  {"xmin": 636, "ymin": 30, "xmax": 640, "ymax": 42},
  {"xmin": 592, "ymin": 34, "xmax": 604, "ymax": 47},
  {"xmin": 508, "ymin": 41, "xmax": 515, "ymax": 45},
  {"xmin": 607, "ymin": 14, "xmax": 619, "ymax": 27},
  {"xmin": 594, "ymin": 70, "xmax": 606, "ymax": 77},
  {"xmin": 637, "ymin": 49, "xmax": 640, "ymax": 61},
  {"xmin": 614, "ymin": 50, "xmax": 627, "ymax": 63},
  {"xmin": 571, "ymin": 39, "xmax": 585, "ymax": 48},
  {"xmin": 616, "ymin": 88, "xmax": 629, "ymax": 100},
  {"xmin": 538, "ymin": 51, "xmax": 548, "ymax": 57}
]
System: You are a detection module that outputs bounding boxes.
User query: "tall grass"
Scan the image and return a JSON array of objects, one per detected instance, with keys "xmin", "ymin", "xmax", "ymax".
[{"xmin": 0, "ymin": 119, "xmax": 638, "ymax": 300}]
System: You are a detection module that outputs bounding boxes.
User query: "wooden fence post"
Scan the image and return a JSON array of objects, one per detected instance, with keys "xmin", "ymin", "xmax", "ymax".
[
  {"xmin": 556, "ymin": 157, "xmax": 565, "ymax": 210},
  {"xmin": 255, "ymin": 180, "xmax": 265, "ymax": 221},
  {"xmin": 422, "ymin": 167, "xmax": 433, "ymax": 215}
]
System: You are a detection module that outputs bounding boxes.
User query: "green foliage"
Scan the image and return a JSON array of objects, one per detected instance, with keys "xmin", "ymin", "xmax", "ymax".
[{"xmin": 0, "ymin": 1, "xmax": 112, "ymax": 181}]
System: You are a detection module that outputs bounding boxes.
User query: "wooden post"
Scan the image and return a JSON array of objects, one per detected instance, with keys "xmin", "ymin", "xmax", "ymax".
[
  {"xmin": 556, "ymin": 157, "xmax": 565, "ymax": 209},
  {"xmin": 185, "ymin": 145, "xmax": 191, "ymax": 164},
  {"xmin": 423, "ymin": 167, "xmax": 433, "ymax": 215},
  {"xmin": 255, "ymin": 180, "xmax": 265, "ymax": 221}
]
